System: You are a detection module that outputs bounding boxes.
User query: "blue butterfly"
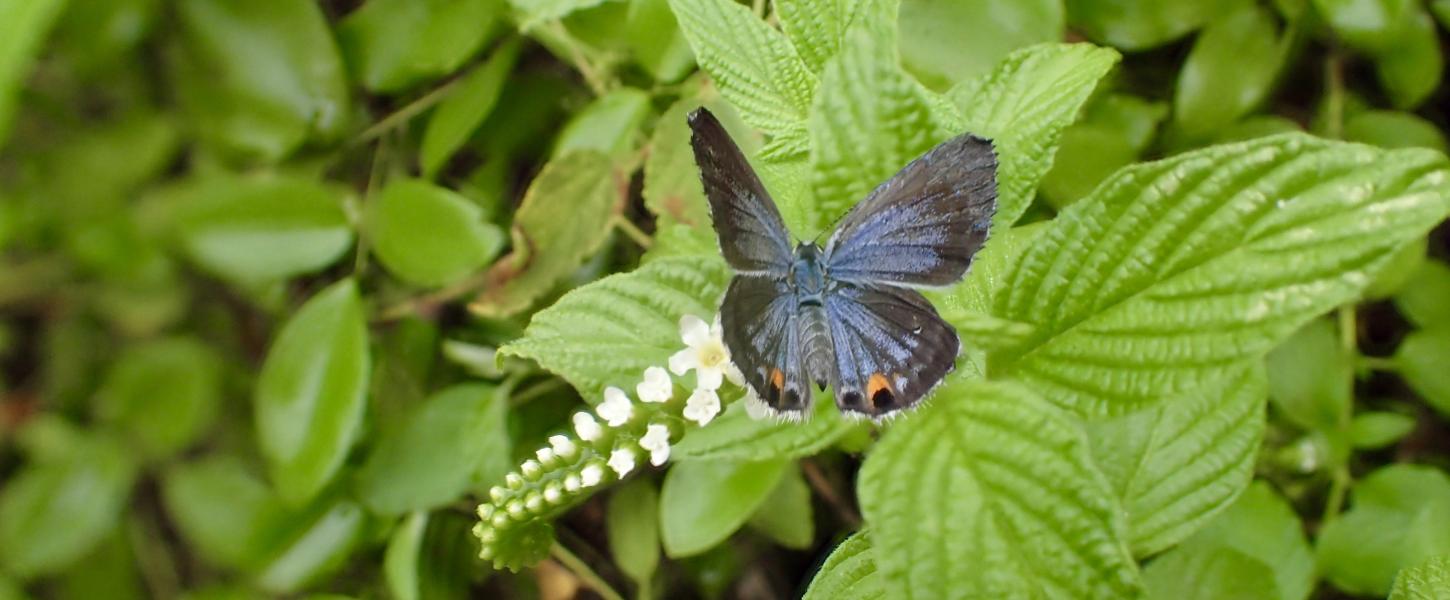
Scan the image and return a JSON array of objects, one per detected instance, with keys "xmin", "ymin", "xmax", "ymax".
[{"xmin": 688, "ymin": 108, "xmax": 999, "ymax": 419}]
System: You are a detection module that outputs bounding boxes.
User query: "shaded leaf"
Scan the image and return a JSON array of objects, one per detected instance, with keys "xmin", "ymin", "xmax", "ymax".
[
  {"xmin": 608, "ymin": 477, "xmax": 661, "ymax": 587},
  {"xmin": 1395, "ymin": 260, "xmax": 1450, "ymax": 328},
  {"xmin": 747, "ymin": 464, "xmax": 814, "ymax": 549},
  {"xmin": 1067, "ymin": 0, "xmax": 1237, "ymax": 50},
  {"xmin": 660, "ymin": 459, "xmax": 788, "ymax": 557},
  {"xmin": 802, "ymin": 531, "xmax": 884, "ymax": 600},
  {"xmin": 1394, "ymin": 327, "xmax": 1450, "ymax": 417},
  {"xmin": 1390, "ymin": 554, "xmax": 1450, "ymax": 600},
  {"xmin": 553, "ymin": 87, "xmax": 652, "ymax": 158},
  {"xmin": 366, "ymin": 179, "xmax": 504, "ymax": 287},
  {"xmin": 337, "ymin": 0, "xmax": 501, "ymax": 93},
  {"xmin": 1266, "ymin": 317, "xmax": 1351, "ymax": 432},
  {"xmin": 673, "ymin": 397, "xmax": 855, "ymax": 462},
  {"xmin": 0, "ymin": 0, "xmax": 66, "ymax": 145},
  {"xmin": 1144, "ymin": 546, "xmax": 1279, "ymax": 600},
  {"xmin": 95, "ymin": 337, "xmax": 222, "ymax": 460},
  {"xmin": 1318, "ymin": 465, "xmax": 1450, "ymax": 596},
  {"xmin": 626, "ymin": 0, "xmax": 695, "ymax": 83},
  {"xmin": 1172, "ymin": 4, "xmax": 1287, "ymax": 141},
  {"xmin": 420, "ymin": 38, "xmax": 521, "ymax": 179},
  {"xmin": 899, "ymin": 0, "xmax": 1064, "ymax": 88},
  {"xmin": 1350, "ymin": 411, "xmax": 1417, "ymax": 449}
]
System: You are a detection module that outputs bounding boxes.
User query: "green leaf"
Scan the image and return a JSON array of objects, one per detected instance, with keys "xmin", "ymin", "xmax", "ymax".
[
  {"xmin": 366, "ymin": 179, "xmax": 505, "ymax": 287},
  {"xmin": 673, "ymin": 397, "xmax": 855, "ymax": 461},
  {"xmin": 167, "ymin": 175, "xmax": 353, "ymax": 284},
  {"xmin": 384, "ymin": 512, "xmax": 428, "ymax": 600},
  {"xmin": 420, "ymin": 39, "xmax": 521, "ymax": 180},
  {"xmin": 747, "ymin": 465, "xmax": 813, "ymax": 549},
  {"xmin": 0, "ymin": 0, "xmax": 66, "ymax": 146},
  {"xmin": 858, "ymin": 380, "xmax": 1140, "ymax": 598},
  {"xmin": 948, "ymin": 43, "xmax": 1121, "ymax": 230},
  {"xmin": 0, "ymin": 433, "xmax": 136, "ymax": 579},
  {"xmin": 802, "ymin": 531, "xmax": 884, "ymax": 600},
  {"xmin": 668, "ymin": 0, "xmax": 816, "ymax": 139},
  {"xmin": 898, "ymin": 0, "xmax": 1064, "ymax": 89},
  {"xmin": 1374, "ymin": 8, "xmax": 1442, "ymax": 109},
  {"xmin": 469, "ymin": 151, "xmax": 624, "ymax": 318},
  {"xmin": 1318, "ymin": 465, "xmax": 1450, "ymax": 596},
  {"xmin": 256, "ymin": 279, "xmax": 372, "ymax": 506},
  {"xmin": 992, "ymin": 134, "xmax": 1450, "ymax": 416},
  {"xmin": 553, "ymin": 87, "xmax": 652, "ymax": 158},
  {"xmin": 660, "ymin": 459, "xmax": 788, "ymax": 558},
  {"xmin": 171, "ymin": 0, "xmax": 350, "ymax": 163},
  {"xmin": 807, "ymin": 20, "xmax": 945, "ymax": 233},
  {"xmin": 608, "ymin": 477, "xmax": 661, "ymax": 587},
  {"xmin": 1345, "ymin": 110, "xmax": 1449, "ymax": 153},
  {"xmin": 384, "ymin": 511, "xmax": 479, "ymax": 600},
  {"xmin": 94, "ymin": 337, "xmax": 222, "ymax": 460},
  {"xmin": 1266, "ymin": 317, "xmax": 1351, "ymax": 432},
  {"xmin": 1390, "ymin": 554, "xmax": 1450, "ymax": 600},
  {"xmin": 1171, "ymin": 4, "xmax": 1286, "ymax": 142},
  {"xmin": 1042, "ymin": 94, "xmax": 1168, "ymax": 209},
  {"xmin": 643, "ymin": 95, "xmax": 758, "ymax": 239},
  {"xmin": 1152, "ymin": 482, "xmax": 1314, "ymax": 600},
  {"xmin": 499, "ymin": 256, "xmax": 729, "ymax": 399},
  {"xmin": 1312, "ymin": 0, "xmax": 1416, "ymax": 52},
  {"xmin": 626, "ymin": 0, "xmax": 694, "ymax": 83},
  {"xmin": 775, "ymin": 0, "xmax": 880, "ymax": 74},
  {"xmin": 1395, "ymin": 260, "xmax": 1450, "ymax": 328},
  {"xmin": 510, "ymin": 0, "xmax": 606, "ymax": 28},
  {"xmin": 337, "ymin": 0, "xmax": 501, "ymax": 93},
  {"xmin": 1144, "ymin": 546, "xmax": 1279, "ymax": 600},
  {"xmin": 1394, "ymin": 327, "xmax": 1450, "ymax": 417},
  {"xmin": 255, "ymin": 500, "xmax": 368, "ymax": 594},
  {"xmin": 1350, "ymin": 411, "xmax": 1417, "ymax": 449},
  {"xmin": 1363, "ymin": 236, "xmax": 1427, "ymax": 300},
  {"xmin": 161, "ymin": 456, "xmax": 287, "ymax": 570},
  {"xmin": 1067, "ymin": 0, "xmax": 1238, "ymax": 50},
  {"xmin": 356, "ymin": 384, "xmax": 509, "ymax": 514},
  {"xmin": 1086, "ymin": 365, "xmax": 1267, "ymax": 557}
]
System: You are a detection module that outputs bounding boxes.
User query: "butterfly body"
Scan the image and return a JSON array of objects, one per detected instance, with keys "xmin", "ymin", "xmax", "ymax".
[{"xmin": 689, "ymin": 108, "xmax": 998, "ymax": 419}]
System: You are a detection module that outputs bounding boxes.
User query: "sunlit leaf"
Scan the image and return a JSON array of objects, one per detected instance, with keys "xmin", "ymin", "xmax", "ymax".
[
  {"xmin": 366, "ymin": 179, "xmax": 504, "ymax": 287},
  {"xmin": 1390, "ymin": 554, "xmax": 1450, "ymax": 600},
  {"xmin": 802, "ymin": 531, "xmax": 884, "ymax": 600}
]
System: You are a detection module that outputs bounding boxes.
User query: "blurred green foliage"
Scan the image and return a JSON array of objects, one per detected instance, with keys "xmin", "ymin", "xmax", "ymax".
[{"xmin": 2, "ymin": 0, "xmax": 1450, "ymax": 598}]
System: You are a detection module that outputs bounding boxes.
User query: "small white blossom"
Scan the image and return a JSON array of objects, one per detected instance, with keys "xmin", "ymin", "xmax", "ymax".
[
  {"xmin": 608, "ymin": 447, "xmax": 637, "ymax": 477},
  {"xmin": 573, "ymin": 412, "xmax": 602, "ymax": 441},
  {"xmin": 521, "ymin": 460, "xmax": 541, "ymax": 479},
  {"xmin": 548, "ymin": 434, "xmax": 577, "ymax": 458},
  {"xmin": 597, "ymin": 386, "xmax": 633, "ymax": 427},
  {"xmin": 683, "ymin": 387, "xmax": 722, "ymax": 426},
  {"xmin": 636, "ymin": 366, "xmax": 674, "ymax": 403},
  {"xmin": 580, "ymin": 464, "xmax": 605, "ymax": 487},
  {"xmin": 535, "ymin": 447, "xmax": 556, "ymax": 465},
  {"xmin": 669, "ymin": 315, "xmax": 733, "ymax": 391},
  {"xmin": 544, "ymin": 484, "xmax": 562, "ymax": 504},
  {"xmin": 638, "ymin": 423, "xmax": 672, "ymax": 466},
  {"xmin": 564, "ymin": 474, "xmax": 582, "ymax": 492}
]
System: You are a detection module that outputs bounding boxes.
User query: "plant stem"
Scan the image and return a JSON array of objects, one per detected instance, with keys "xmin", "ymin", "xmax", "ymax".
[
  {"xmin": 1324, "ymin": 464, "xmax": 1352, "ymax": 522},
  {"xmin": 352, "ymin": 136, "xmax": 390, "ymax": 274},
  {"xmin": 349, "ymin": 78, "xmax": 462, "ymax": 147},
  {"xmin": 547, "ymin": 21, "xmax": 611, "ymax": 96},
  {"xmin": 613, "ymin": 215, "xmax": 654, "ymax": 249},
  {"xmin": 551, "ymin": 541, "xmax": 626, "ymax": 600},
  {"xmin": 1323, "ymin": 51, "xmax": 1345, "ymax": 140}
]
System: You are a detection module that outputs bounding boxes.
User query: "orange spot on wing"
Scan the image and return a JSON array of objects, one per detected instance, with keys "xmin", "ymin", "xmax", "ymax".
[
  {"xmin": 866, "ymin": 373, "xmax": 892, "ymax": 406},
  {"xmin": 770, "ymin": 368, "xmax": 785, "ymax": 390}
]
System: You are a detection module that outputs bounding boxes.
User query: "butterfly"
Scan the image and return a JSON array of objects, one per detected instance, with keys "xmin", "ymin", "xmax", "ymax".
[{"xmin": 687, "ymin": 108, "xmax": 999, "ymax": 419}]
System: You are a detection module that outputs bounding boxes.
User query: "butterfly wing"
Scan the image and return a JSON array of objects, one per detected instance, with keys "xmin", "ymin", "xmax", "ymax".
[
  {"xmin": 824, "ymin": 133, "xmax": 997, "ymax": 287},
  {"xmin": 719, "ymin": 274, "xmax": 814, "ymax": 413},
  {"xmin": 825, "ymin": 282, "xmax": 958, "ymax": 418},
  {"xmin": 688, "ymin": 108, "xmax": 794, "ymax": 274}
]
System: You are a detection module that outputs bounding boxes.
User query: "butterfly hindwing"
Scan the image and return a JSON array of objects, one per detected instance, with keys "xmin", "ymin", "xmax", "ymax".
[
  {"xmin": 825, "ymin": 283, "xmax": 958, "ymax": 418},
  {"xmin": 719, "ymin": 274, "xmax": 814, "ymax": 413},
  {"xmin": 824, "ymin": 133, "xmax": 997, "ymax": 287},
  {"xmin": 688, "ymin": 108, "xmax": 794, "ymax": 274}
]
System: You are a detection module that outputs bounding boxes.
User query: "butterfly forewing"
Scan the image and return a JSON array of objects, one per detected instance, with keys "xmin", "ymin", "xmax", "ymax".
[
  {"xmin": 824, "ymin": 283, "xmax": 958, "ymax": 417},
  {"xmin": 824, "ymin": 133, "xmax": 997, "ymax": 287},
  {"xmin": 687, "ymin": 109, "xmax": 794, "ymax": 274}
]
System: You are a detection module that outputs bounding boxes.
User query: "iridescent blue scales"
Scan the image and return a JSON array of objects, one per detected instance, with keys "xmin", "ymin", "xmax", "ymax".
[{"xmin": 688, "ymin": 108, "xmax": 999, "ymax": 419}]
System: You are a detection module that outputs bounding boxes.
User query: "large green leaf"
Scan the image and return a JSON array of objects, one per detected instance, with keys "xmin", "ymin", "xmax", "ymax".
[
  {"xmin": 355, "ymin": 384, "xmax": 509, "ymax": 515},
  {"xmin": 857, "ymin": 380, "xmax": 1140, "ymax": 598},
  {"xmin": 162, "ymin": 456, "xmax": 288, "ymax": 571},
  {"xmin": 948, "ymin": 44, "xmax": 1121, "ymax": 230},
  {"xmin": 673, "ymin": 398, "xmax": 855, "ymax": 461},
  {"xmin": 898, "ymin": 0, "xmax": 1064, "ymax": 89},
  {"xmin": 992, "ymin": 134, "xmax": 1450, "ymax": 416},
  {"xmin": 1390, "ymin": 555, "xmax": 1450, "ymax": 600},
  {"xmin": 1265, "ymin": 317, "xmax": 1352, "ymax": 432},
  {"xmin": 365, "ymin": 178, "xmax": 504, "ymax": 287},
  {"xmin": 1144, "ymin": 546, "xmax": 1279, "ymax": 600},
  {"xmin": 775, "ymin": 0, "xmax": 881, "ymax": 74},
  {"xmin": 626, "ymin": 0, "xmax": 695, "ymax": 83},
  {"xmin": 552, "ymin": 87, "xmax": 652, "ymax": 157},
  {"xmin": 469, "ymin": 151, "xmax": 624, "ymax": 317},
  {"xmin": 802, "ymin": 531, "xmax": 884, "ymax": 600},
  {"xmin": 171, "ymin": 0, "xmax": 350, "ymax": 163},
  {"xmin": 747, "ymin": 464, "xmax": 814, "ymax": 549},
  {"xmin": 1086, "ymin": 365, "xmax": 1267, "ymax": 556},
  {"xmin": 337, "ymin": 0, "xmax": 501, "ymax": 93},
  {"xmin": 419, "ymin": 39, "xmax": 520, "ymax": 180},
  {"xmin": 1318, "ymin": 465, "xmax": 1450, "ymax": 596},
  {"xmin": 0, "ymin": 0, "xmax": 66, "ymax": 146},
  {"xmin": 668, "ymin": 0, "xmax": 816, "ymax": 142},
  {"xmin": 167, "ymin": 174, "xmax": 354, "ymax": 284},
  {"xmin": 1171, "ymin": 4, "xmax": 1287, "ymax": 142},
  {"xmin": 255, "ymin": 279, "xmax": 372, "ymax": 506},
  {"xmin": 94, "ymin": 337, "xmax": 222, "ymax": 460},
  {"xmin": 499, "ymin": 256, "xmax": 729, "ymax": 399},
  {"xmin": 659, "ymin": 459, "xmax": 787, "ymax": 557}
]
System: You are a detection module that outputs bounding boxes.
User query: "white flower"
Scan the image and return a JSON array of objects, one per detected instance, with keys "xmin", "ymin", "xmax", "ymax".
[
  {"xmin": 573, "ymin": 412, "xmax": 602, "ymax": 442},
  {"xmin": 683, "ymin": 387, "xmax": 722, "ymax": 426},
  {"xmin": 564, "ymin": 474, "xmax": 582, "ymax": 492},
  {"xmin": 535, "ymin": 447, "xmax": 556, "ymax": 464},
  {"xmin": 669, "ymin": 315, "xmax": 733, "ymax": 391},
  {"xmin": 608, "ymin": 447, "xmax": 637, "ymax": 477},
  {"xmin": 548, "ymin": 434, "xmax": 577, "ymax": 458},
  {"xmin": 580, "ymin": 464, "xmax": 604, "ymax": 487},
  {"xmin": 638, "ymin": 423, "xmax": 672, "ymax": 466},
  {"xmin": 597, "ymin": 386, "xmax": 633, "ymax": 427},
  {"xmin": 636, "ymin": 366, "xmax": 674, "ymax": 404}
]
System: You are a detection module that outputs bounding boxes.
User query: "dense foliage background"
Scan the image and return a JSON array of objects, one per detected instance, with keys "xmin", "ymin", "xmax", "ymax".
[{"xmin": 4, "ymin": 0, "xmax": 1450, "ymax": 598}]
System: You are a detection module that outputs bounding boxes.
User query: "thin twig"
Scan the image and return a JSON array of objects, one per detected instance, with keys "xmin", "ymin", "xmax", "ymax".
[
  {"xmin": 801, "ymin": 459, "xmax": 862, "ymax": 528},
  {"xmin": 612, "ymin": 215, "xmax": 654, "ymax": 249},
  {"xmin": 551, "ymin": 541, "xmax": 626, "ymax": 600},
  {"xmin": 546, "ymin": 20, "xmax": 611, "ymax": 96},
  {"xmin": 352, "ymin": 136, "xmax": 390, "ymax": 274},
  {"xmin": 1323, "ymin": 50, "xmax": 1346, "ymax": 140},
  {"xmin": 348, "ymin": 78, "xmax": 463, "ymax": 147},
  {"xmin": 374, "ymin": 267, "xmax": 495, "ymax": 322}
]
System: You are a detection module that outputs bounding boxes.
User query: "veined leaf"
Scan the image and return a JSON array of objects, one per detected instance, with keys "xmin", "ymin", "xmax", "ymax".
[
  {"xmin": 1390, "ymin": 554, "xmax": 1450, "ymax": 600},
  {"xmin": 1087, "ymin": 364, "xmax": 1267, "ymax": 556},
  {"xmin": 499, "ymin": 256, "xmax": 729, "ymax": 399},
  {"xmin": 858, "ymin": 380, "xmax": 1140, "ymax": 599},
  {"xmin": 802, "ymin": 531, "xmax": 884, "ymax": 600},
  {"xmin": 673, "ymin": 398, "xmax": 855, "ymax": 462},
  {"xmin": 992, "ymin": 134, "xmax": 1450, "ymax": 416},
  {"xmin": 469, "ymin": 151, "xmax": 624, "ymax": 318},
  {"xmin": 948, "ymin": 43, "xmax": 1120, "ymax": 230},
  {"xmin": 255, "ymin": 279, "xmax": 371, "ymax": 506},
  {"xmin": 668, "ymin": 0, "xmax": 815, "ymax": 139},
  {"xmin": 776, "ymin": 0, "xmax": 887, "ymax": 74},
  {"xmin": 807, "ymin": 19, "xmax": 945, "ymax": 233}
]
